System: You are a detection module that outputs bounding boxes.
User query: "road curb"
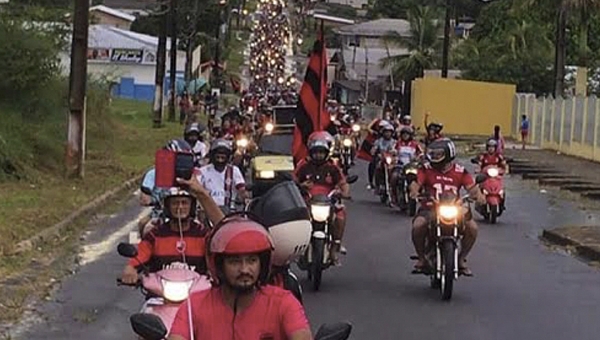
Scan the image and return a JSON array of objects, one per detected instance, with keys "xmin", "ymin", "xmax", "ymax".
[
  {"xmin": 542, "ymin": 229, "xmax": 600, "ymax": 262},
  {"xmin": 9, "ymin": 172, "xmax": 146, "ymax": 255}
]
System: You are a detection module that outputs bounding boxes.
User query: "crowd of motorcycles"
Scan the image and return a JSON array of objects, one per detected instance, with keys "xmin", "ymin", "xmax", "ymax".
[{"xmin": 113, "ymin": 0, "xmax": 512, "ymax": 338}]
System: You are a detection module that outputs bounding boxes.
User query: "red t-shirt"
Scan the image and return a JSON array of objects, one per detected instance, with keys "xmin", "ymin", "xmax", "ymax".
[
  {"xmin": 169, "ymin": 285, "xmax": 309, "ymax": 340},
  {"xmin": 294, "ymin": 160, "xmax": 345, "ymax": 196},
  {"xmin": 478, "ymin": 152, "xmax": 506, "ymax": 169},
  {"xmin": 417, "ymin": 163, "xmax": 474, "ymax": 203}
]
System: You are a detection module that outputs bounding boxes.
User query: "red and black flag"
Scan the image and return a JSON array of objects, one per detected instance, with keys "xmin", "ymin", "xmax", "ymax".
[
  {"xmin": 292, "ymin": 32, "xmax": 336, "ymax": 165},
  {"xmin": 357, "ymin": 133, "xmax": 376, "ymax": 161}
]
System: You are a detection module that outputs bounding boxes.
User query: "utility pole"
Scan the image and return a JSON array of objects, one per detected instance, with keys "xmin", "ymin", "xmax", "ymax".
[
  {"xmin": 153, "ymin": 1, "xmax": 168, "ymax": 128},
  {"xmin": 168, "ymin": 0, "xmax": 177, "ymax": 122},
  {"xmin": 66, "ymin": 0, "xmax": 89, "ymax": 178},
  {"xmin": 441, "ymin": 0, "xmax": 452, "ymax": 78}
]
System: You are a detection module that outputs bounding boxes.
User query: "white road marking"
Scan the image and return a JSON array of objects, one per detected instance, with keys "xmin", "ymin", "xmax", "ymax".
[{"xmin": 78, "ymin": 207, "xmax": 151, "ymax": 266}]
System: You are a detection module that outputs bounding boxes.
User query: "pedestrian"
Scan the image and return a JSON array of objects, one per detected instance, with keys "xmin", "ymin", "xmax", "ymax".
[{"xmin": 520, "ymin": 114, "xmax": 529, "ymax": 150}]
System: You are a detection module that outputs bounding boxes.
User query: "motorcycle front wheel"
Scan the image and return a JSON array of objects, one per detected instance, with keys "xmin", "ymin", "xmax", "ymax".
[
  {"xmin": 310, "ymin": 238, "xmax": 326, "ymax": 291},
  {"xmin": 440, "ymin": 239, "xmax": 456, "ymax": 301}
]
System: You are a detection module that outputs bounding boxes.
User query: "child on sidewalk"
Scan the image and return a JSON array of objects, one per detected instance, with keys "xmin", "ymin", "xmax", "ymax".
[{"xmin": 520, "ymin": 115, "xmax": 529, "ymax": 150}]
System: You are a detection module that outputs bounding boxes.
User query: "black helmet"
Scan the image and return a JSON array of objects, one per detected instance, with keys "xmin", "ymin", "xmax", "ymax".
[
  {"xmin": 165, "ymin": 139, "xmax": 193, "ymax": 153},
  {"xmin": 426, "ymin": 138, "xmax": 456, "ymax": 170},
  {"xmin": 427, "ymin": 122, "xmax": 443, "ymax": 134}
]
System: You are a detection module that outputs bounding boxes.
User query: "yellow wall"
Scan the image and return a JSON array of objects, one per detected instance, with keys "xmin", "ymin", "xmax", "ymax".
[{"xmin": 411, "ymin": 78, "xmax": 516, "ymax": 136}]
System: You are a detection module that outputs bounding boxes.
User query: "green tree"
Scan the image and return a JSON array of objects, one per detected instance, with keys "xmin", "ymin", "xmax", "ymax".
[
  {"xmin": 454, "ymin": 1, "xmax": 555, "ymax": 94},
  {"xmin": 380, "ymin": 5, "xmax": 442, "ymax": 111}
]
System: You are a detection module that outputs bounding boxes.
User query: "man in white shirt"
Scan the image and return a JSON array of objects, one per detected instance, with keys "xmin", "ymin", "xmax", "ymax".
[
  {"xmin": 184, "ymin": 123, "xmax": 208, "ymax": 166},
  {"xmin": 197, "ymin": 139, "xmax": 247, "ymax": 212}
]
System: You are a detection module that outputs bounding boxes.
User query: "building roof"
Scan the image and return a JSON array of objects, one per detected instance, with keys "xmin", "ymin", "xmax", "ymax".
[
  {"xmin": 90, "ymin": 5, "xmax": 136, "ymax": 22},
  {"xmin": 334, "ymin": 19, "xmax": 411, "ymax": 38},
  {"xmin": 88, "ymin": 24, "xmax": 174, "ymax": 50},
  {"xmin": 341, "ymin": 47, "xmax": 408, "ymax": 80}
]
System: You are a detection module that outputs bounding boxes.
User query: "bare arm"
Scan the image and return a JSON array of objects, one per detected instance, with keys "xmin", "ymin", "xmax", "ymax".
[
  {"xmin": 289, "ymin": 329, "xmax": 312, "ymax": 340},
  {"xmin": 176, "ymin": 177, "xmax": 225, "ymax": 225},
  {"xmin": 167, "ymin": 335, "xmax": 186, "ymax": 340}
]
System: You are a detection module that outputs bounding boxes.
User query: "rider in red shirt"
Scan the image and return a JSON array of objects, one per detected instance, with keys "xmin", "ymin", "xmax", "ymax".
[
  {"xmin": 168, "ymin": 218, "xmax": 311, "ymax": 340},
  {"xmin": 409, "ymin": 138, "xmax": 485, "ymax": 276},
  {"xmin": 294, "ymin": 131, "xmax": 351, "ymax": 265},
  {"xmin": 476, "ymin": 138, "xmax": 507, "ymax": 171}
]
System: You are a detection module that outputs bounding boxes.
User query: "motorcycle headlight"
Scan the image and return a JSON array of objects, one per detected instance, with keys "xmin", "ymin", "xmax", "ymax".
[
  {"xmin": 236, "ymin": 138, "xmax": 249, "ymax": 148},
  {"xmin": 343, "ymin": 138, "xmax": 352, "ymax": 147},
  {"xmin": 385, "ymin": 156, "xmax": 393, "ymax": 164},
  {"xmin": 438, "ymin": 205, "xmax": 459, "ymax": 220},
  {"xmin": 265, "ymin": 123, "xmax": 274, "ymax": 132},
  {"xmin": 405, "ymin": 168, "xmax": 418, "ymax": 175},
  {"xmin": 310, "ymin": 204, "xmax": 330, "ymax": 222},
  {"xmin": 352, "ymin": 124, "xmax": 360, "ymax": 132},
  {"xmin": 161, "ymin": 279, "xmax": 193, "ymax": 302},
  {"xmin": 486, "ymin": 167, "xmax": 499, "ymax": 178},
  {"xmin": 258, "ymin": 170, "xmax": 275, "ymax": 179},
  {"xmin": 248, "ymin": 106, "xmax": 254, "ymax": 112}
]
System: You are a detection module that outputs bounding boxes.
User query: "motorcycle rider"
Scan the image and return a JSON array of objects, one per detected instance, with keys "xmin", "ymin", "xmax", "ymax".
[
  {"xmin": 184, "ymin": 123, "xmax": 208, "ymax": 166},
  {"xmin": 409, "ymin": 138, "xmax": 486, "ymax": 276},
  {"xmin": 423, "ymin": 122, "xmax": 444, "ymax": 147},
  {"xmin": 371, "ymin": 122, "xmax": 397, "ymax": 192},
  {"xmin": 390, "ymin": 127, "xmax": 423, "ymax": 206},
  {"xmin": 399, "ymin": 115, "xmax": 416, "ymax": 132},
  {"xmin": 197, "ymin": 139, "xmax": 247, "ymax": 214},
  {"xmin": 138, "ymin": 139, "xmax": 197, "ymax": 236},
  {"xmin": 476, "ymin": 138, "xmax": 507, "ymax": 171},
  {"xmin": 120, "ymin": 180, "xmax": 225, "ymax": 284},
  {"xmin": 294, "ymin": 131, "xmax": 352, "ymax": 265},
  {"xmin": 167, "ymin": 218, "xmax": 312, "ymax": 340}
]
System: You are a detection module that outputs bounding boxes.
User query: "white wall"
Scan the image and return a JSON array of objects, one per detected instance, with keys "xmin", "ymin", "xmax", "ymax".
[{"xmin": 59, "ymin": 51, "xmax": 186, "ymax": 85}]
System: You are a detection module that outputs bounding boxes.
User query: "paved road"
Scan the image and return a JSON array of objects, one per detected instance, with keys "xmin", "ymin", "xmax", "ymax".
[{"xmin": 14, "ymin": 161, "xmax": 600, "ymax": 340}]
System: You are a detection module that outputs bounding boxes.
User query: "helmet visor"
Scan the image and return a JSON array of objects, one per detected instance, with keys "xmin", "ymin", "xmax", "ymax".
[{"xmin": 427, "ymin": 148, "xmax": 446, "ymax": 163}]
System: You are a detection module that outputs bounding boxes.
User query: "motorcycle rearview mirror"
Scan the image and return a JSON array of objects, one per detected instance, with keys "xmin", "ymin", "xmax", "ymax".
[
  {"xmin": 346, "ymin": 175, "xmax": 358, "ymax": 184},
  {"xmin": 475, "ymin": 173, "xmax": 487, "ymax": 184},
  {"xmin": 117, "ymin": 242, "xmax": 138, "ymax": 258},
  {"xmin": 130, "ymin": 313, "xmax": 167, "ymax": 340},
  {"xmin": 315, "ymin": 322, "xmax": 353, "ymax": 340},
  {"xmin": 470, "ymin": 157, "xmax": 478, "ymax": 164}
]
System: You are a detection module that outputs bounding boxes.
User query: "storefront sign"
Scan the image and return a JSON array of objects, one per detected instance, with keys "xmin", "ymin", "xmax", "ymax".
[{"xmin": 111, "ymin": 48, "xmax": 144, "ymax": 63}]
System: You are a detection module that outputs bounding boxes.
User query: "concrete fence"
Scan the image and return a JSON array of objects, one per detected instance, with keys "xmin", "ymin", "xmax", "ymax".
[{"xmin": 513, "ymin": 94, "xmax": 600, "ymax": 161}]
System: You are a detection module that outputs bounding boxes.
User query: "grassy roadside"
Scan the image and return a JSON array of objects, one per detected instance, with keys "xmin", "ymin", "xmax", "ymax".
[{"xmin": 0, "ymin": 98, "xmax": 181, "ymax": 279}]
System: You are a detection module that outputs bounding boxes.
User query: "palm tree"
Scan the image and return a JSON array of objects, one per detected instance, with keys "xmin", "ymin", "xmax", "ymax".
[
  {"xmin": 522, "ymin": 0, "xmax": 600, "ymax": 96},
  {"xmin": 380, "ymin": 5, "xmax": 442, "ymax": 112}
]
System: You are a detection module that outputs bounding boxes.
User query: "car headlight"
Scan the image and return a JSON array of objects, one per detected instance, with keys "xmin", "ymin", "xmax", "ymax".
[
  {"xmin": 385, "ymin": 156, "xmax": 393, "ymax": 164},
  {"xmin": 265, "ymin": 123, "xmax": 274, "ymax": 132},
  {"xmin": 343, "ymin": 138, "xmax": 352, "ymax": 147},
  {"xmin": 310, "ymin": 204, "xmax": 330, "ymax": 222},
  {"xmin": 352, "ymin": 124, "xmax": 360, "ymax": 132},
  {"xmin": 258, "ymin": 170, "xmax": 275, "ymax": 179},
  {"xmin": 438, "ymin": 205, "xmax": 459, "ymax": 220},
  {"xmin": 161, "ymin": 279, "xmax": 193, "ymax": 302},
  {"xmin": 237, "ymin": 138, "xmax": 249, "ymax": 148},
  {"xmin": 486, "ymin": 167, "xmax": 499, "ymax": 178}
]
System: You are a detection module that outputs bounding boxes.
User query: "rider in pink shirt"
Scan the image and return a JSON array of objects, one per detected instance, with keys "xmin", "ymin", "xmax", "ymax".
[{"xmin": 168, "ymin": 218, "xmax": 311, "ymax": 340}]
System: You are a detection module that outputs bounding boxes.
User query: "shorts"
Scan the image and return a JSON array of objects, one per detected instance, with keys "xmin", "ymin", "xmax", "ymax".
[
  {"xmin": 521, "ymin": 130, "xmax": 529, "ymax": 139},
  {"xmin": 335, "ymin": 206, "xmax": 347, "ymax": 220}
]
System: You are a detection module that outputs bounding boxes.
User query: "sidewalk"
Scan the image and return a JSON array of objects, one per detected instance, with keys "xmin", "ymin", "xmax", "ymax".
[{"xmin": 505, "ymin": 145, "xmax": 600, "ymax": 263}]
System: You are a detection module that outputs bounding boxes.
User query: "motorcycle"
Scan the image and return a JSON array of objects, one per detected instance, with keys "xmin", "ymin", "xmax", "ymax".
[
  {"xmin": 471, "ymin": 159, "xmax": 505, "ymax": 224},
  {"xmin": 130, "ymin": 312, "xmax": 352, "ymax": 340},
  {"xmin": 411, "ymin": 175, "xmax": 486, "ymax": 300},
  {"xmin": 334, "ymin": 133, "xmax": 355, "ymax": 175},
  {"xmin": 375, "ymin": 151, "xmax": 396, "ymax": 205},
  {"xmin": 298, "ymin": 175, "xmax": 358, "ymax": 291},
  {"xmin": 116, "ymin": 243, "xmax": 211, "ymax": 336},
  {"xmin": 395, "ymin": 160, "xmax": 419, "ymax": 216}
]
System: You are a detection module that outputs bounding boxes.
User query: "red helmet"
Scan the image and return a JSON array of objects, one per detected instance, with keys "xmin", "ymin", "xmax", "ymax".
[{"xmin": 206, "ymin": 217, "xmax": 274, "ymax": 285}]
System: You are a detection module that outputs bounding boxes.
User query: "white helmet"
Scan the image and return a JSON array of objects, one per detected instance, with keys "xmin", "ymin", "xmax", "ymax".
[{"xmin": 247, "ymin": 182, "xmax": 312, "ymax": 267}]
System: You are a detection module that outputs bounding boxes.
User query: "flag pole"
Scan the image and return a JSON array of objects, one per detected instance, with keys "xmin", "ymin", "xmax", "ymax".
[{"xmin": 317, "ymin": 18, "xmax": 324, "ymax": 131}]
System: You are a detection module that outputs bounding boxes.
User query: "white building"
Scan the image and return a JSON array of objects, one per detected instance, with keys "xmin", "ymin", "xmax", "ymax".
[{"xmin": 59, "ymin": 25, "xmax": 189, "ymax": 101}]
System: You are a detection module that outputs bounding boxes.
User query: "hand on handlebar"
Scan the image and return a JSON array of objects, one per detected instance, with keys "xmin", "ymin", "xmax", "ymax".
[{"xmin": 120, "ymin": 265, "xmax": 139, "ymax": 285}]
